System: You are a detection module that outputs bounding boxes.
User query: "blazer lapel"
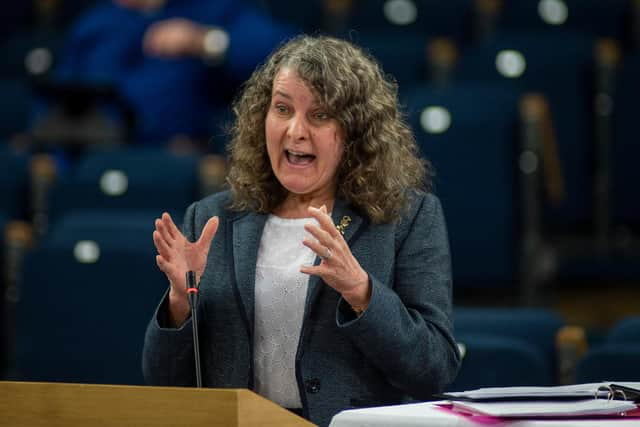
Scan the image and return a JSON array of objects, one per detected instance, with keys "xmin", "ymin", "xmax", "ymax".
[
  {"xmin": 230, "ymin": 202, "xmax": 364, "ymax": 334},
  {"xmin": 231, "ymin": 212, "xmax": 267, "ymax": 337}
]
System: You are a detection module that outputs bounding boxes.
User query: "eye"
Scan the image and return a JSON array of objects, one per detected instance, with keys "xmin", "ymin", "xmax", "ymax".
[
  {"xmin": 312, "ymin": 111, "xmax": 329, "ymax": 121},
  {"xmin": 273, "ymin": 103, "xmax": 289, "ymax": 115}
]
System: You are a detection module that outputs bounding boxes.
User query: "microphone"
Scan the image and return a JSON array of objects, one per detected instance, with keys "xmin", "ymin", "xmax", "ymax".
[{"xmin": 186, "ymin": 270, "xmax": 202, "ymax": 388}]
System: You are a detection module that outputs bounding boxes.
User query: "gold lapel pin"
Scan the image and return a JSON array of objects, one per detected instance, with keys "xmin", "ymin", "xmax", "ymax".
[{"xmin": 335, "ymin": 216, "xmax": 352, "ymax": 235}]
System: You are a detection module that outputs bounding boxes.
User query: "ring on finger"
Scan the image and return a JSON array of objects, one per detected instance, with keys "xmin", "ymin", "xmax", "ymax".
[{"xmin": 324, "ymin": 247, "xmax": 332, "ymax": 260}]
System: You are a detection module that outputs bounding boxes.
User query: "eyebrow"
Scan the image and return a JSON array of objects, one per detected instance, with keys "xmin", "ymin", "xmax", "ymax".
[
  {"xmin": 271, "ymin": 91, "xmax": 325, "ymax": 111},
  {"xmin": 272, "ymin": 90, "xmax": 292, "ymax": 100}
]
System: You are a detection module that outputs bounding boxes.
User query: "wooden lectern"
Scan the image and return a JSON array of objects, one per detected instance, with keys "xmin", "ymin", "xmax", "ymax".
[{"xmin": 0, "ymin": 381, "xmax": 316, "ymax": 426}]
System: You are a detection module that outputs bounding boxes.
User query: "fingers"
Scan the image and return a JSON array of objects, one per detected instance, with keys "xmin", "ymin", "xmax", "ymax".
[
  {"xmin": 153, "ymin": 229, "xmax": 173, "ymax": 260},
  {"xmin": 142, "ymin": 21, "xmax": 164, "ymax": 55},
  {"xmin": 300, "ymin": 263, "xmax": 328, "ymax": 277},
  {"xmin": 143, "ymin": 18, "xmax": 204, "ymax": 57},
  {"xmin": 155, "ymin": 216, "xmax": 177, "ymax": 251},
  {"xmin": 161, "ymin": 212, "xmax": 180, "ymax": 240},
  {"xmin": 197, "ymin": 216, "xmax": 219, "ymax": 248},
  {"xmin": 302, "ymin": 236, "xmax": 332, "ymax": 261},
  {"xmin": 307, "ymin": 205, "xmax": 341, "ymax": 239},
  {"xmin": 155, "ymin": 254, "xmax": 167, "ymax": 273},
  {"xmin": 304, "ymin": 223, "xmax": 334, "ymax": 250},
  {"xmin": 156, "ymin": 255, "xmax": 177, "ymax": 280}
]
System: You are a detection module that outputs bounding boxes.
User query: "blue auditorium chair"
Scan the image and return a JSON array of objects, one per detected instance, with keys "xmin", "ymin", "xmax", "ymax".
[
  {"xmin": 0, "ymin": 147, "xmax": 28, "ymax": 220},
  {"xmin": 261, "ymin": 0, "xmax": 323, "ymax": 32},
  {"xmin": 575, "ymin": 316, "xmax": 640, "ymax": 383},
  {"xmin": 10, "ymin": 225, "xmax": 167, "ymax": 385},
  {"xmin": 0, "ymin": 79, "xmax": 31, "ymax": 139},
  {"xmin": 498, "ymin": 0, "xmax": 628, "ymax": 42},
  {"xmin": 0, "ymin": 29, "xmax": 63, "ymax": 79},
  {"xmin": 554, "ymin": 50, "xmax": 640, "ymax": 282},
  {"xmin": 344, "ymin": 0, "xmax": 473, "ymax": 86},
  {"xmin": 346, "ymin": 0, "xmax": 473, "ymax": 43},
  {"xmin": 0, "ymin": 4, "xmax": 31, "ymax": 41},
  {"xmin": 47, "ymin": 211, "xmax": 158, "ymax": 248},
  {"xmin": 49, "ymin": 148, "xmax": 198, "ymax": 220},
  {"xmin": 0, "ymin": 212, "xmax": 6, "ymax": 236},
  {"xmin": 354, "ymin": 32, "xmax": 430, "ymax": 86},
  {"xmin": 0, "ymin": 29, "xmax": 62, "ymax": 139},
  {"xmin": 612, "ymin": 52, "xmax": 640, "ymax": 231},
  {"xmin": 404, "ymin": 82, "xmax": 520, "ymax": 287},
  {"xmin": 454, "ymin": 306, "xmax": 564, "ymax": 379},
  {"xmin": 575, "ymin": 344, "xmax": 640, "ymax": 383},
  {"xmin": 456, "ymin": 30, "xmax": 595, "ymax": 230},
  {"xmin": 449, "ymin": 333, "xmax": 552, "ymax": 390},
  {"xmin": 606, "ymin": 316, "xmax": 640, "ymax": 344}
]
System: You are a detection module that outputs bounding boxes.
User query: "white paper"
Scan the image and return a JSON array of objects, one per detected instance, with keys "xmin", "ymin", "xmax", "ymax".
[
  {"xmin": 451, "ymin": 399, "xmax": 637, "ymax": 418},
  {"xmin": 445, "ymin": 382, "xmax": 640, "ymax": 401}
]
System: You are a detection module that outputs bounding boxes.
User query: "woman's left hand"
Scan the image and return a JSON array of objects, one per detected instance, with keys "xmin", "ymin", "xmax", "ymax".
[
  {"xmin": 301, "ymin": 205, "xmax": 371, "ymax": 310},
  {"xmin": 143, "ymin": 18, "xmax": 207, "ymax": 58}
]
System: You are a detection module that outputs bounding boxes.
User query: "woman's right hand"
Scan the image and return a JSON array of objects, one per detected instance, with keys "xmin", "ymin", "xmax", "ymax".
[{"xmin": 153, "ymin": 212, "xmax": 219, "ymax": 326}]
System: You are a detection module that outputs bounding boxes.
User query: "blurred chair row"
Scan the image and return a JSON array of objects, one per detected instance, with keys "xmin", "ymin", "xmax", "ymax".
[
  {"xmin": 3, "ymin": 0, "xmax": 639, "ymax": 88},
  {"xmin": 5, "ymin": 0, "xmax": 638, "ymax": 48},
  {"xmin": 450, "ymin": 307, "xmax": 563, "ymax": 390},
  {"xmin": 0, "ymin": 146, "xmax": 228, "ymax": 379},
  {"xmin": 6, "ymin": 222, "xmax": 166, "ymax": 385},
  {"xmin": 295, "ymin": 0, "xmax": 640, "ymax": 297},
  {"xmin": 450, "ymin": 309, "xmax": 640, "ymax": 391},
  {"xmin": 575, "ymin": 316, "xmax": 640, "ymax": 383},
  {"xmin": 266, "ymin": 0, "xmax": 638, "ymax": 49},
  {"xmin": 9, "ymin": 297, "xmax": 637, "ymax": 388},
  {"xmin": 3, "ymin": 34, "xmax": 640, "ymax": 302},
  {"xmin": 3, "ymin": 1, "xmax": 640, "ymax": 303},
  {"xmin": 265, "ymin": 0, "xmax": 639, "ymax": 90},
  {"xmin": 404, "ymin": 34, "xmax": 640, "ymax": 302},
  {"xmin": 1, "ymin": 147, "xmax": 227, "ymax": 234},
  {"xmin": 276, "ymin": 0, "xmax": 640, "ymax": 302}
]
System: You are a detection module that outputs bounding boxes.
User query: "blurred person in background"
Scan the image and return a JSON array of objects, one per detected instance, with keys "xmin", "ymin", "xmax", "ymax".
[
  {"xmin": 143, "ymin": 35, "xmax": 460, "ymax": 427},
  {"xmin": 31, "ymin": 0, "xmax": 292, "ymax": 152}
]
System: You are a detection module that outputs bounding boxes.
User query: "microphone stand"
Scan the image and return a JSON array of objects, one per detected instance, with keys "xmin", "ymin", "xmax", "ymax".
[{"xmin": 186, "ymin": 271, "xmax": 202, "ymax": 388}]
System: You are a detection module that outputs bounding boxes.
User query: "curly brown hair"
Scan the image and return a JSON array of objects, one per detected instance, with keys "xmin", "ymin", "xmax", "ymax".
[{"xmin": 227, "ymin": 35, "xmax": 430, "ymax": 223}]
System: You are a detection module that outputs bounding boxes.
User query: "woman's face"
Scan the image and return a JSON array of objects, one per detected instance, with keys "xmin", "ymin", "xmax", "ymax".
[{"xmin": 265, "ymin": 68, "xmax": 345, "ymax": 200}]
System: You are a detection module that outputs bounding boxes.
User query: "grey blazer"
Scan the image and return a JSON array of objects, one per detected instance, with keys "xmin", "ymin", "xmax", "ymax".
[{"xmin": 143, "ymin": 190, "xmax": 460, "ymax": 427}]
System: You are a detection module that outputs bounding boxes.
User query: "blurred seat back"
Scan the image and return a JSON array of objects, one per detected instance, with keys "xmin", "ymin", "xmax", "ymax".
[
  {"xmin": 49, "ymin": 148, "xmax": 198, "ymax": 220},
  {"xmin": 11, "ymin": 222, "xmax": 166, "ymax": 384},
  {"xmin": 498, "ymin": 0, "xmax": 629, "ymax": 42},
  {"xmin": 449, "ymin": 333, "xmax": 552, "ymax": 390},
  {"xmin": 47, "ymin": 211, "xmax": 157, "ymax": 248},
  {"xmin": 454, "ymin": 306, "xmax": 564, "ymax": 382},
  {"xmin": 0, "ymin": 79, "xmax": 32, "ymax": 139},
  {"xmin": 612, "ymin": 52, "xmax": 640, "ymax": 232},
  {"xmin": 0, "ymin": 148, "xmax": 28, "ymax": 220},
  {"xmin": 575, "ymin": 344, "xmax": 640, "ymax": 383},
  {"xmin": 347, "ymin": 0, "xmax": 473, "ymax": 43},
  {"xmin": 456, "ymin": 31, "xmax": 594, "ymax": 230},
  {"xmin": 261, "ymin": 0, "xmax": 323, "ymax": 32},
  {"xmin": 404, "ymin": 82, "xmax": 520, "ymax": 287},
  {"xmin": 605, "ymin": 316, "xmax": 640, "ymax": 345},
  {"xmin": 353, "ymin": 32, "xmax": 430, "ymax": 87}
]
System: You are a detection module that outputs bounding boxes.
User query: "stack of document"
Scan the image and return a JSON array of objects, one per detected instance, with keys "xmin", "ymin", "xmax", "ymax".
[{"xmin": 441, "ymin": 382, "xmax": 640, "ymax": 418}]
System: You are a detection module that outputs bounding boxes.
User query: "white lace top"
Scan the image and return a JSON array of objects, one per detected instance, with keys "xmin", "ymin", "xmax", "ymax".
[{"xmin": 253, "ymin": 214, "xmax": 317, "ymax": 408}]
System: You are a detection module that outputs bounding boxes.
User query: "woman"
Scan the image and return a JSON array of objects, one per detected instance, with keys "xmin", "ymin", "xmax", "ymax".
[{"xmin": 143, "ymin": 35, "xmax": 460, "ymax": 427}]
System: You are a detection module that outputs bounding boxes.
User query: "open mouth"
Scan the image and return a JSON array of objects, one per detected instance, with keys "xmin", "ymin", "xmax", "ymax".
[{"xmin": 285, "ymin": 149, "xmax": 316, "ymax": 166}]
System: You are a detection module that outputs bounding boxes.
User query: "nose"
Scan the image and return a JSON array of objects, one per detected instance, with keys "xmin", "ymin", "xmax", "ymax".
[{"xmin": 287, "ymin": 113, "xmax": 310, "ymax": 142}]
